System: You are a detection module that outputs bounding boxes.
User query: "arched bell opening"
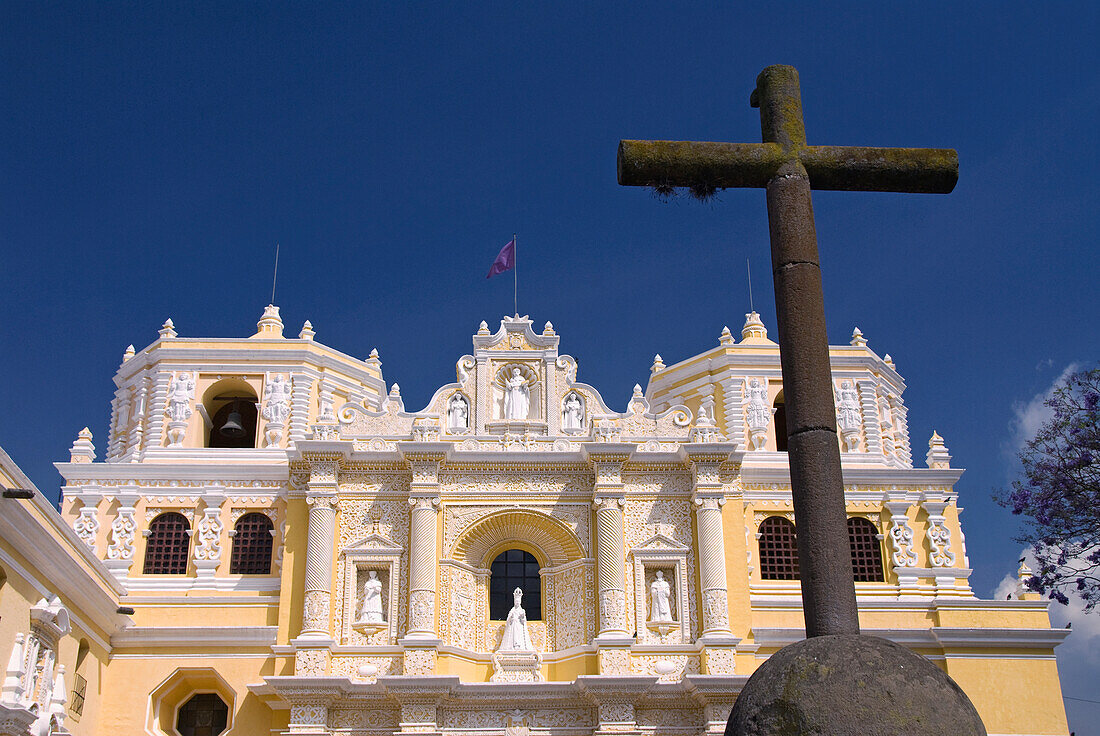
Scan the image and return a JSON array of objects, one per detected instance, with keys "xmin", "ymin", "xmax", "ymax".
[
  {"xmin": 773, "ymin": 390, "xmax": 788, "ymax": 451},
  {"xmin": 201, "ymin": 379, "xmax": 258, "ymax": 448}
]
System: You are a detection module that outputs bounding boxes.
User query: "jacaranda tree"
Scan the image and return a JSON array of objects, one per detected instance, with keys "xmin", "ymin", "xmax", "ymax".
[{"xmin": 999, "ymin": 366, "xmax": 1100, "ymax": 610}]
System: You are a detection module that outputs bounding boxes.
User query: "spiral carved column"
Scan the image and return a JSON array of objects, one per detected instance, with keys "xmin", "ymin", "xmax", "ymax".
[
  {"xmin": 594, "ymin": 495, "xmax": 628, "ymax": 637},
  {"xmin": 301, "ymin": 460, "xmax": 338, "ymax": 640},
  {"xmin": 406, "ymin": 495, "xmax": 440, "ymax": 638}
]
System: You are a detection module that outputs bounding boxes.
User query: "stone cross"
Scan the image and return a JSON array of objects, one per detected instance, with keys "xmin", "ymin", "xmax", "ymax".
[{"xmin": 617, "ymin": 65, "xmax": 957, "ymax": 637}]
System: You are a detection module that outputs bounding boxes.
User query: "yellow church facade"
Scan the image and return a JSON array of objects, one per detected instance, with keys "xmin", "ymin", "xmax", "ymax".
[{"xmin": 0, "ymin": 307, "xmax": 1070, "ymax": 736}]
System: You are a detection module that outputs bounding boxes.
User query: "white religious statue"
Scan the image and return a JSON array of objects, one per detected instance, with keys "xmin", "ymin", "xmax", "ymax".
[
  {"xmin": 502, "ymin": 368, "xmax": 530, "ymax": 421},
  {"xmin": 165, "ymin": 372, "xmax": 195, "ymax": 423},
  {"xmin": 262, "ymin": 374, "xmax": 292, "ymax": 425},
  {"xmin": 835, "ymin": 380, "xmax": 861, "ymax": 432},
  {"xmin": 497, "ymin": 587, "xmax": 534, "ymax": 651},
  {"xmin": 649, "ymin": 571, "xmax": 674, "ymax": 623},
  {"xmin": 357, "ymin": 570, "xmax": 385, "ymax": 624},
  {"xmin": 745, "ymin": 377, "xmax": 772, "ymax": 450},
  {"xmin": 562, "ymin": 393, "xmax": 584, "ymax": 433},
  {"xmin": 447, "ymin": 393, "xmax": 469, "ymax": 431}
]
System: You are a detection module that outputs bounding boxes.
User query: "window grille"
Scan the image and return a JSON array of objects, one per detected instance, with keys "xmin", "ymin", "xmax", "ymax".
[
  {"xmin": 758, "ymin": 516, "xmax": 800, "ymax": 580},
  {"xmin": 847, "ymin": 517, "xmax": 885, "ymax": 582},
  {"xmin": 69, "ymin": 674, "xmax": 86, "ymax": 716},
  {"xmin": 176, "ymin": 692, "xmax": 229, "ymax": 736},
  {"xmin": 489, "ymin": 549, "xmax": 541, "ymax": 620},
  {"xmin": 142, "ymin": 512, "xmax": 190, "ymax": 574},
  {"xmin": 230, "ymin": 513, "xmax": 274, "ymax": 575}
]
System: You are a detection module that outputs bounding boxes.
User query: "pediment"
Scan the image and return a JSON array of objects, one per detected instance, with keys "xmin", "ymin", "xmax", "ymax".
[
  {"xmin": 342, "ymin": 533, "xmax": 404, "ymax": 555},
  {"xmin": 631, "ymin": 533, "xmax": 690, "ymax": 554}
]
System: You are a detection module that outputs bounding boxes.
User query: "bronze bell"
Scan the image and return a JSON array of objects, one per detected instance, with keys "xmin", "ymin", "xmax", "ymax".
[{"xmin": 219, "ymin": 403, "xmax": 245, "ymax": 438}]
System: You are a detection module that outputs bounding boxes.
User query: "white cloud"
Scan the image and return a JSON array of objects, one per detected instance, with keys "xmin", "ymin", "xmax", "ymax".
[{"xmin": 1009, "ymin": 362, "xmax": 1081, "ymax": 452}]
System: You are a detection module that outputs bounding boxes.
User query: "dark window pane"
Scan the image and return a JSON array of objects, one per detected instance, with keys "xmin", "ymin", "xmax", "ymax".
[
  {"xmin": 177, "ymin": 693, "xmax": 229, "ymax": 736},
  {"xmin": 488, "ymin": 549, "xmax": 541, "ymax": 620},
  {"xmin": 848, "ymin": 518, "xmax": 885, "ymax": 582},
  {"xmin": 758, "ymin": 516, "xmax": 799, "ymax": 580}
]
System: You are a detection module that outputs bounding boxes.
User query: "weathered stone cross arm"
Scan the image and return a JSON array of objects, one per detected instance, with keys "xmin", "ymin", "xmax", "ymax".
[
  {"xmin": 617, "ymin": 67, "xmax": 957, "ymax": 194},
  {"xmin": 618, "ymin": 140, "xmax": 957, "ymax": 194}
]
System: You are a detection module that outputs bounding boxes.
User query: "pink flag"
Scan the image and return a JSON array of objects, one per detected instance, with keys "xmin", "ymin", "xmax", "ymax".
[{"xmin": 486, "ymin": 238, "xmax": 516, "ymax": 279}]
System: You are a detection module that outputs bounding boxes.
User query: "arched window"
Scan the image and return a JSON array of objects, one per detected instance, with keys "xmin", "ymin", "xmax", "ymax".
[
  {"xmin": 773, "ymin": 390, "xmax": 788, "ymax": 451},
  {"xmin": 143, "ymin": 512, "xmax": 190, "ymax": 574},
  {"xmin": 848, "ymin": 517, "xmax": 885, "ymax": 582},
  {"xmin": 176, "ymin": 692, "xmax": 229, "ymax": 736},
  {"xmin": 489, "ymin": 549, "xmax": 541, "ymax": 620},
  {"xmin": 230, "ymin": 513, "xmax": 274, "ymax": 575},
  {"xmin": 203, "ymin": 379, "xmax": 259, "ymax": 449},
  {"xmin": 758, "ymin": 516, "xmax": 799, "ymax": 580}
]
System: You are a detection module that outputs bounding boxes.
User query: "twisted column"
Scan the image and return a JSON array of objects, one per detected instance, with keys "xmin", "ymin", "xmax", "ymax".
[{"xmin": 406, "ymin": 495, "xmax": 440, "ymax": 638}]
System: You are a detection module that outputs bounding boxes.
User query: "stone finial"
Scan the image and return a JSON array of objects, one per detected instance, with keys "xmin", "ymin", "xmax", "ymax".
[
  {"xmin": 365, "ymin": 348, "xmax": 382, "ymax": 370},
  {"xmin": 389, "ymin": 383, "xmax": 401, "ymax": 398},
  {"xmin": 633, "ymin": 384, "xmax": 644, "ymax": 399},
  {"xmin": 49, "ymin": 664, "xmax": 67, "ymax": 720},
  {"xmin": 719, "ymin": 325, "xmax": 736, "ymax": 346},
  {"xmin": 543, "ymin": 321, "xmax": 555, "ymax": 336},
  {"xmin": 122, "ymin": 344, "xmax": 136, "ymax": 363},
  {"xmin": 850, "ymin": 327, "xmax": 867, "ymax": 347},
  {"xmin": 69, "ymin": 427, "xmax": 96, "ymax": 463},
  {"xmin": 1015, "ymin": 559, "xmax": 1038, "ymax": 599},
  {"xmin": 299, "ymin": 320, "xmax": 315, "ymax": 340},
  {"xmin": 926, "ymin": 430, "xmax": 951, "ymax": 469},
  {"xmin": 741, "ymin": 311, "xmax": 768, "ymax": 341},
  {"xmin": 253, "ymin": 304, "xmax": 285, "ymax": 338},
  {"xmin": 651, "ymin": 354, "xmax": 665, "ymax": 375},
  {"xmin": 1, "ymin": 633, "xmax": 26, "ymax": 704},
  {"xmin": 478, "ymin": 320, "xmax": 490, "ymax": 335},
  {"xmin": 884, "ymin": 353, "xmax": 895, "ymax": 370},
  {"xmin": 159, "ymin": 318, "xmax": 177, "ymax": 339}
]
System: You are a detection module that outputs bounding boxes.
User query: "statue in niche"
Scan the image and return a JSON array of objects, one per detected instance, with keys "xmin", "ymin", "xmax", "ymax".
[
  {"xmin": 836, "ymin": 380, "xmax": 861, "ymax": 433},
  {"xmin": 497, "ymin": 587, "xmax": 534, "ymax": 651},
  {"xmin": 502, "ymin": 368, "xmax": 530, "ymax": 421},
  {"xmin": 746, "ymin": 378, "xmax": 770, "ymax": 429},
  {"xmin": 447, "ymin": 394, "xmax": 469, "ymax": 430},
  {"xmin": 357, "ymin": 570, "xmax": 384, "ymax": 624},
  {"xmin": 649, "ymin": 571, "xmax": 674, "ymax": 623},
  {"xmin": 562, "ymin": 393, "xmax": 584, "ymax": 433}
]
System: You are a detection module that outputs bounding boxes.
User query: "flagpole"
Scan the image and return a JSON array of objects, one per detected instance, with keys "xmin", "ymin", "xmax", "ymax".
[{"xmin": 513, "ymin": 233, "xmax": 518, "ymax": 317}]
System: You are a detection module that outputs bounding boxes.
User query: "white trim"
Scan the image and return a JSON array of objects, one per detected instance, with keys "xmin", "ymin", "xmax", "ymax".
[
  {"xmin": 119, "ymin": 576, "xmax": 282, "ymax": 592},
  {"xmin": 111, "ymin": 626, "xmax": 278, "ymax": 648}
]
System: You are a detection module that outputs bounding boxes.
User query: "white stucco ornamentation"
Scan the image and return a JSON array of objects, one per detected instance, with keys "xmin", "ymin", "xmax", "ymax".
[
  {"xmin": 193, "ymin": 506, "xmax": 224, "ymax": 574},
  {"xmin": 73, "ymin": 506, "xmax": 100, "ymax": 552},
  {"xmin": 106, "ymin": 508, "xmax": 136, "ymax": 561},
  {"xmin": 502, "ymin": 367, "xmax": 530, "ymax": 420},
  {"xmin": 262, "ymin": 373, "xmax": 292, "ymax": 448},
  {"xmin": 835, "ymin": 379, "xmax": 862, "ymax": 451},
  {"xmin": 885, "ymin": 503, "xmax": 918, "ymax": 568},
  {"xmin": 744, "ymin": 377, "xmax": 772, "ymax": 450},
  {"xmin": 164, "ymin": 371, "xmax": 195, "ymax": 448},
  {"xmin": 924, "ymin": 501, "xmax": 956, "ymax": 568}
]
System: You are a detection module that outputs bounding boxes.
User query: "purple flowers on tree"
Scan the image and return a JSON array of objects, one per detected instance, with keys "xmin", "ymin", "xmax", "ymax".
[{"xmin": 998, "ymin": 366, "xmax": 1100, "ymax": 610}]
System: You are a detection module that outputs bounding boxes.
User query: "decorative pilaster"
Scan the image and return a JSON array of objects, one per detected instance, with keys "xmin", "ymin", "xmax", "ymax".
[
  {"xmin": 286, "ymin": 695, "xmax": 335, "ymax": 736},
  {"xmin": 856, "ymin": 381, "xmax": 883, "ymax": 456},
  {"xmin": 193, "ymin": 493, "xmax": 226, "ymax": 580},
  {"xmin": 475, "ymin": 356, "xmax": 489, "ymax": 434},
  {"xmin": 165, "ymin": 371, "xmax": 196, "ymax": 448},
  {"xmin": 145, "ymin": 371, "xmax": 171, "ymax": 450},
  {"xmin": 301, "ymin": 461, "xmax": 339, "ymax": 642},
  {"xmin": 126, "ymin": 374, "xmax": 150, "ymax": 460},
  {"xmin": 685, "ymin": 450, "xmax": 734, "ymax": 643},
  {"xmin": 884, "ymin": 502, "xmax": 918, "ymax": 568},
  {"xmin": 892, "ymin": 396, "xmax": 912, "ymax": 466},
  {"xmin": 105, "ymin": 492, "xmax": 139, "ymax": 578},
  {"xmin": 288, "ymin": 374, "xmax": 313, "ymax": 446},
  {"xmin": 720, "ymin": 377, "xmax": 746, "ymax": 451},
  {"xmin": 404, "ymin": 453, "xmax": 443, "ymax": 646},
  {"xmin": 589, "ymin": 448, "xmax": 630, "ymax": 645}
]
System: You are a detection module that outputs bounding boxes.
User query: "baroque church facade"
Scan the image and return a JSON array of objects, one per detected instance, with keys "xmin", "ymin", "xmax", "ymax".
[{"xmin": 0, "ymin": 307, "xmax": 1071, "ymax": 736}]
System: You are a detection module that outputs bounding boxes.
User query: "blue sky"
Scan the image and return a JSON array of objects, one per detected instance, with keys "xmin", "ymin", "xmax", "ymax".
[{"xmin": 2, "ymin": 2, "xmax": 1098, "ymax": 728}]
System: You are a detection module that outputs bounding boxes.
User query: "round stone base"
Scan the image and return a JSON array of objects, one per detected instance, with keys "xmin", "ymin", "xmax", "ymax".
[{"xmin": 725, "ymin": 634, "xmax": 986, "ymax": 736}]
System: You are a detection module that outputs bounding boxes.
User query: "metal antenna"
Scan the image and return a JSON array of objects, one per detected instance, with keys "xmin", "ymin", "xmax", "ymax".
[
  {"xmin": 271, "ymin": 242, "xmax": 280, "ymax": 304},
  {"xmin": 747, "ymin": 257, "xmax": 754, "ymax": 312}
]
